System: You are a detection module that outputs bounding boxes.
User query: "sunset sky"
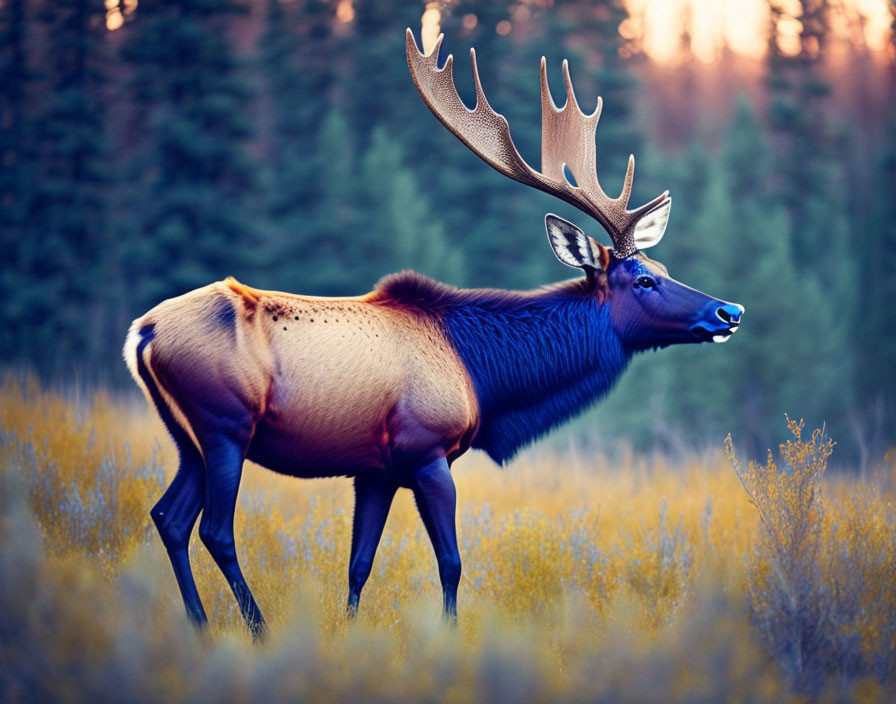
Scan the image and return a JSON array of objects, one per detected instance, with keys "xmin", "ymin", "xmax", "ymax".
[
  {"xmin": 631, "ymin": 0, "xmax": 892, "ymax": 62},
  {"xmin": 416, "ymin": 0, "xmax": 893, "ymax": 63},
  {"xmin": 100, "ymin": 1, "xmax": 894, "ymax": 64}
]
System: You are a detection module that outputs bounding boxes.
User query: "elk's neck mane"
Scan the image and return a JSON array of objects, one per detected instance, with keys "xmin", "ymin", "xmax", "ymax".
[{"xmin": 373, "ymin": 271, "xmax": 631, "ymax": 464}]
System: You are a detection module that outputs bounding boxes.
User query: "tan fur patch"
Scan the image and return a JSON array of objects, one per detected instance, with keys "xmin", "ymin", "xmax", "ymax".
[
  {"xmin": 589, "ymin": 237, "xmax": 611, "ymax": 271},
  {"xmin": 224, "ymin": 276, "xmax": 260, "ymax": 307}
]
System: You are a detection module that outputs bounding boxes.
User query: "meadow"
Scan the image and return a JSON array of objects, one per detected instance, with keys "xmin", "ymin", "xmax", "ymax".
[{"xmin": 1, "ymin": 375, "xmax": 894, "ymax": 703}]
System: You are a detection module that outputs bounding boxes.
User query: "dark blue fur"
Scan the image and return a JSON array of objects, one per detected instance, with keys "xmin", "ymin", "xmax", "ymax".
[
  {"xmin": 212, "ymin": 296, "xmax": 236, "ymax": 336},
  {"xmin": 375, "ymin": 272, "xmax": 632, "ymax": 464}
]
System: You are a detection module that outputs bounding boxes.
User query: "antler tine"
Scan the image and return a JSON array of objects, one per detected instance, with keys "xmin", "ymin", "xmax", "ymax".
[
  {"xmin": 470, "ymin": 48, "xmax": 490, "ymax": 111},
  {"xmin": 619, "ymin": 154, "xmax": 636, "ymax": 206},
  {"xmin": 561, "ymin": 60, "xmax": 588, "ymax": 118},
  {"xmin": 631, "ymin": 188, "xmax": 670, "ymax": 219},
  {"xmin": 430, "ymin": 32, "xmax": 446, "ymax": 66},
  {"xmin": 407, "ymin": 29, "xmax": 669, "ymax": 258},
  {"xmin": 407, "ymin": 28, "xmax": 541, "ymax": 186},
  {"xmin": 539, "ymin": 56, "xmax": 559, "ymax": 112},
  {"xmin": 541, "ymin": 56, "xmax": 603, "ymax": 118}
]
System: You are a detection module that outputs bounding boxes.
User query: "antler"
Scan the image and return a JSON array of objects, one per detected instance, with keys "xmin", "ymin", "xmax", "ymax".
[{"xmin": 406, "ymin": 29, "xmax": 670, "ymax": 259}]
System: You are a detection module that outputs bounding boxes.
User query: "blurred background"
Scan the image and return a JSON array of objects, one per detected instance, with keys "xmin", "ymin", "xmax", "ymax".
[{"xmin": 0, "ymin": 0, "xmax": 893, "ymax": 465}]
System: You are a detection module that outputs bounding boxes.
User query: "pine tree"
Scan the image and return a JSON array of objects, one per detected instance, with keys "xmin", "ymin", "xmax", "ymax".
[
  {"xmin": 765, "ymin": 1, "xmax": 850, "ymax": 284},
  {"xmin": 0, "ymin": 0, "xmax": 38, "ymax": 366},
  {"xmin": 256, "ymin": 0, "xmax": 336, "ymax": 293},
  {"xmin": 121, "ymin": 0, "xmax": 261, "ymax": 315},
  {"xmin": 764, "ymin": 0, "xmax": 856, "ymax": 449},
  {"xmin": 291, "ymin": 109, "xmax": 362, "ymax": 295},
  {"xmin": 357, "ymin": 126, "xmax": 461, "ymax": 286},
  {"xmin": 18, "ymin": 0, "xmax": 111, "ymax": 373},
  {"xmin": 717, "ymin": 96, "xmax": 846, "ymax": 452},
  {"xmin": 851, "ymin": 12, "xmax": 896, "ymax": 458},
  {"xmin": 345, "ymin": 0, "xmax": 424, "ymax": 147}
]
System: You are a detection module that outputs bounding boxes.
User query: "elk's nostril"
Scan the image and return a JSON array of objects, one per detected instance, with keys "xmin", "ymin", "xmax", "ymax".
[{"xmin": 716, "ymin": 303, "xmax": 743, "ymax": 325}]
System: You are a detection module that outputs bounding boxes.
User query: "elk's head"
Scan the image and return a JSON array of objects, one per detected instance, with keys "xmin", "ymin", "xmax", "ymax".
[
  {"xmin": 544, "ymin": 214, "xmax": 743, "ymax": 351},
  {"xmin": 407, "ymin": 30, "xmax": 743, "ymax": 352}
]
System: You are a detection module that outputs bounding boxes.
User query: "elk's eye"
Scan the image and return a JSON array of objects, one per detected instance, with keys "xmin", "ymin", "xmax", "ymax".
[{"xmin": 633, "ymin": 275, "xmax": 656, "ymax": 290}]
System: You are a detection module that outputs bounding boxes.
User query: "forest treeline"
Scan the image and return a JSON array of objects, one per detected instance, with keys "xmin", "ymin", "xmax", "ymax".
[{"xmin": 1, "ymin": 0, "xmax": 894, "ymax": 463}]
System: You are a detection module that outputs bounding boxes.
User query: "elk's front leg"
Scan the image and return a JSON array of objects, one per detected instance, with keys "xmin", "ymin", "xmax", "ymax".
[
  {"xmin": 347, "ymin": 475, "xmax": 397, "ymax": 616},
  {"xmin": 410, "ymin": 457, "xmax": 461, "ymax": 621}
]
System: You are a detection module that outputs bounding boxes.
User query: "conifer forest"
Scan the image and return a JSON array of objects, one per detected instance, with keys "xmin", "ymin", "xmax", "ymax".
[
  {"xmin": 2, "ymin": 1, "xmax": 896, "ymax": 701},
  {"xmin": 1, "ymin": 0, "xmax": 895, "ymax": 462}
]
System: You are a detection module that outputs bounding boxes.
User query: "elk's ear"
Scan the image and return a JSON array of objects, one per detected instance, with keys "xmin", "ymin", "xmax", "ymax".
[
  {"xmin": 633, "ymin": 197, "xmax": 671, "ymax": 250},
  {"xmin": 545, "ymin": 214, "xmax": 607, "ymax": 271}
]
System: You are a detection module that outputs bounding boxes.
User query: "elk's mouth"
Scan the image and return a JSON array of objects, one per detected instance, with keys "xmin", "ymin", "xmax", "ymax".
[
  {"xmin": 690, "ymin": 323, "xmax": 739, "ymax": 343},
  {"xmin": 712, "ymin": 326, "xmax": 738, "ymax": 343}
]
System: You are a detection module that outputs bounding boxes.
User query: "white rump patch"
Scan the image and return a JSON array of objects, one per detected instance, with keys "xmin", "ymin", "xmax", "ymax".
[
  {"xmin": 633, "ymin": 198, "xmax": 671, "ymax": 250},
  {"xmin": 122, "ymin": 322, "xmax": 144, "ymax": 385},
  {"xmin": 713, "ymin": 334, "xmax": 731, "ymax": 343}
]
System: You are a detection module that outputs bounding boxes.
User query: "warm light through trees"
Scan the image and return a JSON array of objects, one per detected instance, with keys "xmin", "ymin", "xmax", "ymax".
[
  {"xmin": 421, "ymin": 2, "xmax": 442, "ymax": 53},
  {"xmin": 630, "ymin": 0, "xmax": 891, "ymax": 62},
  {"xmin": 408, "ymin": 0, "xmax": 893, "ymax": 63},
  {"xmin": 104, "ymin": 0, "xmax": 136, "ymax": 31},
  {"xmin": 99, "ymin": 1, "xmax": 893, "ymax": 64}
]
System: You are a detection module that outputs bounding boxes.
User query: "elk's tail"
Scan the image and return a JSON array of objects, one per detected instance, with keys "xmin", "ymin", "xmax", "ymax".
[{"xmin": 123, "ymin": 321, "xmax": 204, "ymax": 459}]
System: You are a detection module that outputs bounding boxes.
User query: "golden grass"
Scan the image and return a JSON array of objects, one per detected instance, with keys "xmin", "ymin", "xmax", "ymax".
[{"xmin": 1, "ymin": 375, "xmax": 894, "ymax": 702}]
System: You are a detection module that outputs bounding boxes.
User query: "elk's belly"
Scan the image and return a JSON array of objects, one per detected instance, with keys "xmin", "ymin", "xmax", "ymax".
[
  {"xmin": 245, "ymin": 382, "xmax": 398, "ymax": 477},
  {"xmin": 246, "ymin": 421, "xmax": 385, "ymax": 478},
  {"xmin": 245, "ymin": 381, "xmax": 474, "ymax": 478}
]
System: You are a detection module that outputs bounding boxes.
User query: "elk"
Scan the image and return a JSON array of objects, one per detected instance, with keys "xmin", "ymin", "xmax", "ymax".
[{"xmin": 123, "ymin": 30, "xmax": 743, "ymax": 638}]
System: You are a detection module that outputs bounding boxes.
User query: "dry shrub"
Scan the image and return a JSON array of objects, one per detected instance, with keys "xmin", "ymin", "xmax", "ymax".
[{"xmin": 726, "ymin": 417, "xmax": 896, "ymax": 691}]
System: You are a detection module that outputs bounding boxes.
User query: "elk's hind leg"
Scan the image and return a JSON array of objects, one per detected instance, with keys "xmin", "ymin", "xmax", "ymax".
[
  {"xmin": 151, "ymin": 436, "xmax": 207, "ymax": 628},
  {"xmin": 137, "ymin": 325, "xmax": 208, "ymax": 629},
  {"xmin": 197, "ymin": 429, "xmax": 267, "ymax": 641},
  {"xmin": 411, "ymin": 457, "xmax": 461, "ymax": 621}
]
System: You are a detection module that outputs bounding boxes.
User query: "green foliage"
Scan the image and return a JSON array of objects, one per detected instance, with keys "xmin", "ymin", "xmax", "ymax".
[
  {"xmin": 2, "ymin": 0, "xmax": 113, "ymax": 373},
  {"xmin": 763, "ymin": 0, "xmax": 857, "ymax": 412},
  {"xmin": 0, "ymin": 0, "xmax": 36, "ymax": 367},
  {"xmin": 121, "ymin": 0, "xmax": 262, "ymax": 314},
  {"xmin": 851, "ymin": 85, "xmax": 896, "ymax": 454},
  {"xmin": 358, "ymin": 126, "xmax": 463, "ymax": 285}
]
